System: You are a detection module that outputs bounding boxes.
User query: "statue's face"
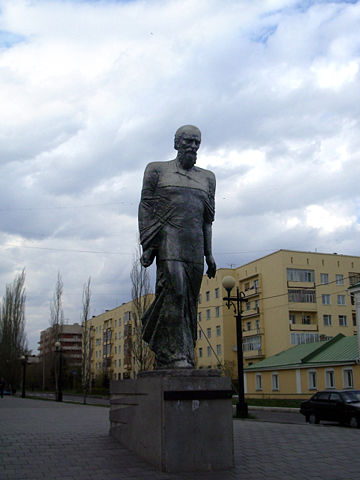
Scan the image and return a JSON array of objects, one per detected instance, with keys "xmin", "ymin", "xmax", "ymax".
[{"xmin": 177, "ymin": 132, "xmax": 201, "ymax": 170}]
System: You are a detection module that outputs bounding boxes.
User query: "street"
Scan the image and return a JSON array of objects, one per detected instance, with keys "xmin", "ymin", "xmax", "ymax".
[{"xmin": 1, "ymin": 395, "xmax": 360, "ymax": 480}]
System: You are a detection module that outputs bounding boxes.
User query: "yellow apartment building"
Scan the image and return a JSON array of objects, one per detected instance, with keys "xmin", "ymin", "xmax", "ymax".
[
  {"xmin": 196, "ymin": 250, "xmax": 360, "ymax": 379},
  {"xmin": 85, "ymin": 295, "xmax": 154, "ymax": 383},
  {"xmin": 86, "ymin": 250, "xmax": 360, "ymax": 385}
]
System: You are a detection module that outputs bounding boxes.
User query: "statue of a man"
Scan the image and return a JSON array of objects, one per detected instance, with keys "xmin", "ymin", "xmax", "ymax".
[{"xmin": 138, "ymin": 125, "xmax": 216, "ymax": 368}]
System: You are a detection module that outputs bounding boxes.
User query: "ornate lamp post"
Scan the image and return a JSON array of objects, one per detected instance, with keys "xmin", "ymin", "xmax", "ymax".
[
  {"xmin": 222, "ymin": 275, "xmax": 248, "ymax": 418},
  {"xmin": 20, "ymin": 355, "xmax": 28, "ymax": 398},
  {"xmin": 55, "ymin": 341, "xmax": 63, "ymax": 402}
]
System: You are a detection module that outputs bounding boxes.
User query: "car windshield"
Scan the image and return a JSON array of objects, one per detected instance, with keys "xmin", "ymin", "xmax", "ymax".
[{"xmin": 342, "ymin": 391, "xmax": 360, "ymax": 403}]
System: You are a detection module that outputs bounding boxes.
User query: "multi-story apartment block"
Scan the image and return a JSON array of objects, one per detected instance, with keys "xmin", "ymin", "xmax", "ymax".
[
  {"xmin": 38, "ymin": 323, "xmax": 82, "ymax": 368},
  {"xmin": 196, "ymin": 250, "xmax": 360, "ymax": 377},
  {"xmin": 86, "ymin": 250, "xmax": 360, "ymax": 384},
  {"xmin": 85, "ymin": 295, "xmax": 154, "ymax": 382}
]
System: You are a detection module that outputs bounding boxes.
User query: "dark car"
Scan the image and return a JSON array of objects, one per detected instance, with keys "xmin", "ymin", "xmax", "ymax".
[{"xmin": 300, "ymin": 390, "xmax": 360, "ymax": 427}]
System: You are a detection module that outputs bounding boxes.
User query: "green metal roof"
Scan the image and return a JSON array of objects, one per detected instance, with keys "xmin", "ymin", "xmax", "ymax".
[
  {"xmin": 245, "ymin": 334, "xmax": 360, "ymax": 371},
  {"xmin": 308, "ymin": 335, "xmax": 359, "ymax": 363}
]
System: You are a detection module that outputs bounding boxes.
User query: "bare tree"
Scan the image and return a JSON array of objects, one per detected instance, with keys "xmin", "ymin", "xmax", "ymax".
[
  {"xmin": 130, "ymin": 244, "xmax": 154, "ymax": 374},
  {"xmin": 81, "ymin": 277, "xmax": 92, "ymax": 404},
  {"xmin": 50, "ymin": 271, "xmax": 64, "ymax": 338},
  {"xmin": 49, "ymin": 272, "xmax": 64, "ymax": 394},
  {"xmin": 0, "ymin": 269, "xmax": 28, "ymax": 392}
]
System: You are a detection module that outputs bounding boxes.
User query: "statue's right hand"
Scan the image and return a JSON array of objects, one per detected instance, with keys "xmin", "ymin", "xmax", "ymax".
[{"xmin": 140, "ymin": 249, "xmax": 155, "ymax": 267}]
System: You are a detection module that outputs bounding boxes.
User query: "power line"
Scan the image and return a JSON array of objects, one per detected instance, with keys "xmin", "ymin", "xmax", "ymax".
[
  {"xmin": 0, "ymin": 201, "xmax": 135, "ymax": 213},
  {"xmin": 1, "ymin": 244, "xmax": 132, "ymax": 255}
]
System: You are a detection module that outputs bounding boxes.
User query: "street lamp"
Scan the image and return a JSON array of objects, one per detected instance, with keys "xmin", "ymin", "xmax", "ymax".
[
  {"xmin": 55, "ymin": 341, "xmax": 63, "ymax": 402},
  {"xmin": 20, "ymin": 355, "xmax": 28, "ymax": 398},
  {"xmin": 222, "ymin": 275, "xmax": 248, "ymax": 418}
]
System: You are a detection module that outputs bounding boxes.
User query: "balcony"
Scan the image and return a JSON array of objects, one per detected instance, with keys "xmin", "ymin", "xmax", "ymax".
[
  {"xmin": 244, "ymin": 287, "xmax": 260, "ymax": 299},
  {"xmin": 288, "ymin": 302, "xmax": 317, "ymax": 311},
  {"xmin": 242, "ymin": 307, "xmax": 260, "ymax": 318},
  {"xmin": 243, "ymin": 349, "xmax": 265, "ymax": 360},
  {"xmin": 289, "ymin": 323, "xmax": 318, "ymax": 331},
  {"xmin": 62, "ymin": 345, "xmax": 81, "ymax": 351},
  {"xmin": 60, "ymin": 336, "xmax": 82, "ymax": 343},
  {"xmin": 287, "ymin": 281, "xmax": 316, "ymax": 289},
  {"xmin": 243, "ymin": 327, "xmax": 264, "ymax": 337}
]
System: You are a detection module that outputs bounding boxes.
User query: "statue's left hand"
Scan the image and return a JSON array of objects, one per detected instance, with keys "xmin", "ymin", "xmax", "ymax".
[
  {"xmin": 206, "ymin": 254, "xmax": 216, "ymax": 278},
  {"xmin": 140, "ymin": 248, "xmax": 156, "ymax": 267}
]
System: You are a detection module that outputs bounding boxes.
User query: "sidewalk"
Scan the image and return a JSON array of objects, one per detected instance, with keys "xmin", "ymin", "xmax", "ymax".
[{"xmin": 1, "ymin": 396, "xmax": 359, "ymax": 480}]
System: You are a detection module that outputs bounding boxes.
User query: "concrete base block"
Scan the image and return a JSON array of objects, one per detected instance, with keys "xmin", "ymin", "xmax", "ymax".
[{"xmin": 109, "ymin": 369, "xmax": 234, "ymax": 472}]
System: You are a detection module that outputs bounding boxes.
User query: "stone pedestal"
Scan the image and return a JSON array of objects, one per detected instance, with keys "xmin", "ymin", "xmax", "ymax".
[{"xmin": 109, "ymin": 369, "xmax": 234, "ymax": 472}]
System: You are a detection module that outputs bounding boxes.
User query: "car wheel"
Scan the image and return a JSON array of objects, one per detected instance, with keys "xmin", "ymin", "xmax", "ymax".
[
  {"xmin": 309, "ymin": 413, "xmax": 319, "ymax": 424},
  {"xmin": 349, "ymin": 416, "xmax": 359, "ymax": 428}
]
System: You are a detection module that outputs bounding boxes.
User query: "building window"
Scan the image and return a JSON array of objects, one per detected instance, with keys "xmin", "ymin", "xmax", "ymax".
[
  {"xmin": 198, "ymin": 329, "xmax": 202, "ymax": 339},
  {"xmin": 246, "ymin": 301, "xmax": 251, "ymax": 311},
  {"xmin": 216, "ymin": 344, "xmax": 222, "ymax": 355},
  {"xmin": 215, "ymin": 288, "xmax": 219, "ymax": 298},
  {"xmin": 114, "ymin": 333, "xmax": 117, "ymax": 340},
  {"xmin": 343, "ymin": 368, "xmax": 354, "ymax": 388},
  {"xmin": 246, "ymin": 321, "xmax": 252, "ymax": 331},
  {"xmin": 308, "ymin": 370, "xmax": 317, "ymax": 390},
  {"xmin": 244, "ymin": 282, "xmax": 250, "ymax": 291},
  {"xmin": 215, "ymin": 306, "xmax": 220, "ymax": 318},
  {"xmin": 339, "ymin": 315, "xmax": 347, "ymax": 327},
  {"xmin": 302, "ymin": 314, "xmax": 311, "ymax": 325},
  {"xmin": 325, "ymin": 369, "xmax": 335, "ymax": 389},
  {"xmin": 336, "ymin": 274, "xmax": 344, "ymax": 285},
  {"xmin": 289, "ymin": 314, "xmax": 295, "ymax": 324},
  {"xmin": 353, "ymin": 313, "xmax": 357, "ymax": 326},
  {"xmin": 207, "ymin": 346, "xmax": 212, "ymax": 357},
  {"xmin": 216, "ymin": 325, "xmax": 221, "ymax": 336},
  {"xmin": 206, "ymin": 291, "xmax": 210, "ymax": 301},
  {"xmin": 288, "ymin": 289, "xmax": 316, "ymax": 303},
  {"xmin": 323, "ymin": 314, "xmax": 332, "ymax": 326},
  {"xmin": 114, "ymin": 319, "xmax": 117, "ymax": 327},
  {"xmin": 290, "ymin": 333, "xmax": 319, "ymax": 345},
  {"xmin": 322, "ymin": 294, "xmax": 331, "ymax": 305},
  {"xmin": 198, "ymin": 312, "xmax": 202, "ymax": 322},
  {"xmin": 243, "ymin": 335, "xmax": 261, "ymax": 351},
  {"xmin": 255, "ymin": 319, "xmax": 260, "ymax": 330},
  {"xmin": 255, "ymin": 373, "xmax": 262, "ymax": 391},
  {"xmin": 207, "ymin": 328, "xmax": 211, "ymax": 338},
  {"xmin": 199, "ymin": 347, "xmax": 203, "ymax": 358},
  {"xmin": 254, "ymin": 279, "xmax": 259, "ymax": 290},
  {"xmin": 271, "ymin": 373, "xmax": 279, "ymax": 391},
  {"xmin": 337, "ymin": 295, "xmax": 346, "ymax": 305},
  {"xmin": 114, "ymin": 346, "xmax": 117, "ymax": 354},
  {"xmin": 320, "ymin": 273, "xmax": 329, "ymax": 284},
  {"xmin": 206, "ymin": 309, "xmax": 210, "ymax": 320},
  {"xmin": 287, "ymin": 268, "xmax": 315, "ymax": 282}
]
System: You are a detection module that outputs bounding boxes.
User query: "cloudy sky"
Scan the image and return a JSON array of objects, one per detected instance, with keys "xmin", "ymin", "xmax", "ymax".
[{"xmin": 1, "ymin": 0, "xmax": 360, "ymax": 352}]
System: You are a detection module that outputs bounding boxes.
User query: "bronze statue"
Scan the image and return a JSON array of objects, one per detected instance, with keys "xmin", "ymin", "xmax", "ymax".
[{"xmin": 138, "ymin": 125, "xmax": 216, "ymax": 368}]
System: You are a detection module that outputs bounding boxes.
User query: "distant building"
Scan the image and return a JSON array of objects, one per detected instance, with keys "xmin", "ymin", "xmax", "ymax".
[
  {"xmin": 85, "ymin": 295, "xmax": 154, "ymax": 383},
  {"xmin": 196, "ymin": 250, "xmax": 360, "ymax": 379},
  {"xmin": 245, "ymin": 334, "xmax": 360, "ymax": 399},
  {"xmin": 38, "ymin": 323, "xmax": 82, "ymax": 369}
]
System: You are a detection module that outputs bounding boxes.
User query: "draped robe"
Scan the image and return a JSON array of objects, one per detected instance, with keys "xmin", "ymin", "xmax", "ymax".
[{"xmin": 138, "ymin": 159, "xmax": 215, "ymax": 368}]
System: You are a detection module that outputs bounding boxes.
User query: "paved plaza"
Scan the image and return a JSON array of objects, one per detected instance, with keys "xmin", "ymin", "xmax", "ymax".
[{"xmin": 0, "ymin": 396, "xmax": 359, "ymax": 480}]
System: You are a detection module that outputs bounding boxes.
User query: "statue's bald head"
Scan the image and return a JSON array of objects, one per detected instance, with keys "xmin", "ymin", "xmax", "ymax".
[{"xmin": 174, "ymin": 125, "xmax": 201, "ymax": 150}]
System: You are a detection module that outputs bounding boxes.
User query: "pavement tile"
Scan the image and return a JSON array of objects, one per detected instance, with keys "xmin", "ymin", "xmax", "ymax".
[{"xmin": 1, "ymin": 396, "xmax": 360, "ymax": 479}]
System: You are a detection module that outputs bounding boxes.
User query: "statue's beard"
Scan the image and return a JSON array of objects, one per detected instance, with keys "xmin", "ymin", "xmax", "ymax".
[{"xmin": 179, "ymin": 150, "xmax": 197, "ymax": 170}]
